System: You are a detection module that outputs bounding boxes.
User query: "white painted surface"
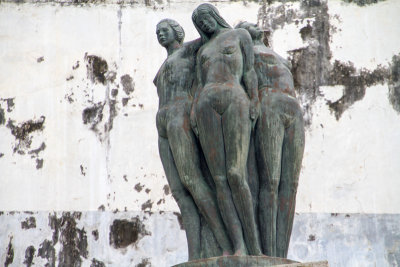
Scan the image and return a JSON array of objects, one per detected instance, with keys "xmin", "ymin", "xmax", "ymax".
[{"xmin": 0, "ymin": 0, "xmax": 399, "ymax": 216}]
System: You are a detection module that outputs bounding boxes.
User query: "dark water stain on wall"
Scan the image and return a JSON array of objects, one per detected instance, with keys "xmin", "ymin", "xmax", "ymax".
[
  {"xmin": 109, "ymin": 217, "xmax": 150, "ymax": 249},
  {"xmin": 340, "ymin": 0, "xmax": 386, "ymax": 6},
  {"xmin": 90, "ymin": 258, "xmax": 106, "ymax": 267},
  {"xmin": 327, "ymin": 61, "xmax": 389, "ymax": 119},
  {"xmin": 85, "ymin": 54, "xmax": 108, "ymax": 85},
  {"xmin": 4, "ymin": 237, "xmax": 14, "ymax": 267},
  {"xmin": 38, "ymin": 240, "xmax": 56, "ymax": 267},
  {"xmin": 259, "ymin": 0, "xmax": 396, "ymax": 122},
  {"xmin": 36, "ymin": 158, "xmax": 44, "ymax": 169},
  {"xmin": 141, "ymin": 200, "xmax": 153, "ymax": 211},
  {"xmin": 389, "ymin": 54, "xmax": 400, "ymax": 113},
  {"xmin": 134, "ymin": 183, "xmax": 144, "ymax": 192},
  {"xmin": 28, "ymin": 142, "xmax": 46, "ymax": 156},
  {"xmin": 6, "ymin": 116, "xmax": 45, "ymax": 154},
  {"xmin": 23, "ymin": 246, "xmax": 35, "ymax": 267},
  {"xmin": 163, "ymin": 184, "xmax": 170, "ymax": 195},
  {"xmin": 0, "ymin": 107, "xmax": 5, "ymax": 125},
  {"xmin": 21, "ymin": 216, "xmax": 36, "ymax": 229},
  {"xmin": 120, "ymin": 74, "xmax": 135, "ymax": 95},
  {"xmin": 135, "ymin": 258, "xmax": 151, "ymax": 267},
  {"xmin": 48, "ymin": 212, "xmax": 88, "ymax": 267},
  {"xmin": 92, "ymin": 229, "xmax": 99, "ymax": 241},
  {"xmin": 82, "ymin": 103, "xmax": 105, "ymax": 128}
]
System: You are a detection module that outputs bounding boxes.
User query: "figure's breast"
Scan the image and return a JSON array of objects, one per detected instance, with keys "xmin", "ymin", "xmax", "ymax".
[{"xmin": 198, "ymin": 35, "xmax": 242, "ymax": 84}]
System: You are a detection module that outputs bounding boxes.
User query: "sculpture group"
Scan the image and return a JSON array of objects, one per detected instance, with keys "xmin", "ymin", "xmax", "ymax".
[{"xmin": 153, "ymin": 3, "xmax": 305, "ymax": 261}]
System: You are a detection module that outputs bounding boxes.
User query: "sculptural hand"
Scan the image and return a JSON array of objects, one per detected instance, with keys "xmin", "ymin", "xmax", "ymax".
[
  {"xmin": 250, "ymin": 97, "xmax": 259, "ymax": 127},
  {"xmin": 190, "ymin": 106, "xmax": 199, "ymax": 137}
]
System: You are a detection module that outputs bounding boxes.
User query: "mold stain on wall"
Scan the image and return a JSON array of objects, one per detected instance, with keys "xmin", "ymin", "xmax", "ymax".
[
  {"xmin": 109, "ymin": 217, "xmax": 151, "ymax": 249},
  {"xmin": 258, "ymin": 0, "xmax": 398, "ymax": 123}
]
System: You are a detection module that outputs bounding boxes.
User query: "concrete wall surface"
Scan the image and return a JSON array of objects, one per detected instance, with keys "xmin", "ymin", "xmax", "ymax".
[{"xmin": 0, "ymin": 0, "xmax": 399, "ymax": 266}]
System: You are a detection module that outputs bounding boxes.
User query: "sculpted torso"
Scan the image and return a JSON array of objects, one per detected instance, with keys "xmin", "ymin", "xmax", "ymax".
[
  {"xmin": 198, "ymin": 30, "xmax": 243, "ymax": 86},
  {"xmin": 254, "ymin": 45, "xmax": 295, "ymax": 97},
  {"xmin": 155, "ymin": 46, "xmax": 194, "ymax": 108}
]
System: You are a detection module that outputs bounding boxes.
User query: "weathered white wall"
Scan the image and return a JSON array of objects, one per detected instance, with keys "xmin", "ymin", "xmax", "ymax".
[{"xmin": 1, "ymin": 0, "xmax": 400, "ymax": 266}]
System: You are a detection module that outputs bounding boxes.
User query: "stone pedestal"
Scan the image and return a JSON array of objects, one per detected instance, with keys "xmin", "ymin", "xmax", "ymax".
[{"xmin": 173, "ymin": 256, "xmax": 329, "ymax": 267}]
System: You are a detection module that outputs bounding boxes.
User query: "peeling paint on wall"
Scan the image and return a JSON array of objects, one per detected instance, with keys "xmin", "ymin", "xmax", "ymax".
[
  {"xmin": 4, "ymin": 237, "xmax": 14, "ymax": 267},
  {"xmin": 23, "ymin": 246, "xmax": 35, "ymax": 267},
  {"xmin": 389, "ymin": 54, "xmax": 400, "ymax": 113},
  {"xmin": 109, "ymin": 217, "xmax": 150, "ymax": 249}
]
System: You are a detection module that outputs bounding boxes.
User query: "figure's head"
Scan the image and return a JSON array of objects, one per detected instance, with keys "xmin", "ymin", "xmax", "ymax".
[
  {"xmin": 192, "ymin": 4, "xmax": 231, "ymax": 42},
  {"xmin": 235, "ymin": 21, "xmax": 262, "ymax": 41},
  {"xmin": 156, "ymin": 19, "xmax": 185, "ymax": 47}
]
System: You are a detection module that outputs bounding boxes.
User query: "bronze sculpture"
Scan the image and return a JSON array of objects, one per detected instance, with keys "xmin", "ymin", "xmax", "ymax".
[
  {"xmin": 154, "ymin": 5, "xmax": 305, "ymax": 264},
  {"xmin": 236, "ymin": 21, "xmax": 305, "ymax": 258},
  {"xmin": 191, "ymin": 4, "xmax": 262, "ymax": 256},
  {"xmin": 154, "ymin": 19, "xmax": 231, "ymax": 260}
]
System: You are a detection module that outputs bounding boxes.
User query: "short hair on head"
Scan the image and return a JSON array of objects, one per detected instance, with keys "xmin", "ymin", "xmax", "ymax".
[{"xmin": 157, "ymin": 19, "xmax": 185, "ymax": 44}]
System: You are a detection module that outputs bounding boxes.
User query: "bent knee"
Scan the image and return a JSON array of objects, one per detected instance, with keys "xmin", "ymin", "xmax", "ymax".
[
  {"xmin": 260, "ymin": 178, "xmax": 280, "ymax": 193},
  {"xmin": 227, "ymin": 167, "xmax": 247, "ymax": 189}
]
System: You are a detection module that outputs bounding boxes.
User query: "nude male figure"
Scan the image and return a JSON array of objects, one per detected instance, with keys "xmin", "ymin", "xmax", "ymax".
[{"xmin": 154, "ymin": 19, "xmax": 231, "ymax": 259}]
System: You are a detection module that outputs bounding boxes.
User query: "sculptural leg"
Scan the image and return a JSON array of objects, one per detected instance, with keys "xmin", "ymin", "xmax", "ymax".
[
  {"xmin": 158, "ymin": 136, "xmax": 201, "ymax": 260},
  {"xmin": 276, "ymin": 110, "xmax": 305, "ymax": 258},
  {"xmin": 256, "ymin": 99, "xmax": 285, "ymax": 257},
  {"xmin": 167, "ymin": 116, "xmax": 233, "ymax": 254},
  {"xmin": 196, "ymin": 103, "xmax": 246, "ymax": 255},
  {"xmin": 222, "ymin": 102, "xmax": 263, "ymax": 256}
]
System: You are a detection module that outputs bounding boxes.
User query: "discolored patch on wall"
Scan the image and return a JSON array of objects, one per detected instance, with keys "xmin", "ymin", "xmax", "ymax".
[
  {"xmin": 109, "ymin": 217, "xmax": 150, "ymax": 249},
  {"xmin": 38, "ymin": 239, "xmax": 56, "ymax": 267},
  {"xmin": 259, "ymin": 0, "xmax": 397, "ymax": 123},
  {"xmin": 326, "ymin": 61, "xmax": 389, "ymax": 119},
  {"xmin": 85, "ymin": 53, "xmax": 108, "ymax": 85},
  {"xmin": 4, "ymin": 237, "xmax": 14, "ymax": 267},
  {"xmin": 141, "ymin": 200, "xmax": 153, "ymax": 212},
  {"xmin": 21, "ymin": 216, "xmax": 36, "ymax": 229},
  {"xmin": 91, "ymin": 258, "xmax": 106, "ymax": 267},
  {"xmin": 163, "ymin": 184, "xmax": 170, "ymax": 195},
  {"xmin": 48, "ymin": 212, "xmax": 88, "ymax": 266},
  {"xmin": 120, "ymin": 74, "xmax": 135, "ymax": 95},
  {"xmin": 0, "ymin": 106, "xmax": 5, "ymax": 125},
  {"xmin": 136, "ymin": 258, "xmax": 151, "ymax": 267},
  {"xmin": 82, "ymin": 103, "xmax": 105, "ymax": 130},
  {"xmin": 23, "ymin": 246, "xmax": 35, "ymax": 267},
  {"xmin": 340, "ymin": 0, "xmax": 387, "ymax": 6},
  {"xmin": 134, "ymin": 183, "xmax": 144, "ymax": 192},
  {"xmin": 389, "ymin": 54, "xmax": 400, "ymax": 113},
  {"xmin": 6, "ymin": 116, "xmax": 45, "ymax": 153},
  {"xmin": 92, "ymin": 229, "xmax": 99, "ymax": 241}
]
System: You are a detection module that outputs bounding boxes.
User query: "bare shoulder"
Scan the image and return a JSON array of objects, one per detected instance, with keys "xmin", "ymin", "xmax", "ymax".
[{"xmin": 234, "ymin": 28, "xmax": 252, "ymax": 42}]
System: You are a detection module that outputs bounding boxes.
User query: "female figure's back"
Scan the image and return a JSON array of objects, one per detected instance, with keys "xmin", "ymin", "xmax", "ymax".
[{"xmin": 236, "ymin": 22, "xmax": 305, "ymax": 258}]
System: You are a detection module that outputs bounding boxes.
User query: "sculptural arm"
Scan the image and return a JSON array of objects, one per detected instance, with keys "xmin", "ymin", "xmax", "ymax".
[
  {"xmin": 238, "ymin": 29, "xmax": 259, "ymax": 121},
  {"xmin": 190, "ymin": 55, "xmax": 203, "ymax": 137},
  {"xmin": 183, "ymin": 38, "xmax": 202, "ymax": 56}
]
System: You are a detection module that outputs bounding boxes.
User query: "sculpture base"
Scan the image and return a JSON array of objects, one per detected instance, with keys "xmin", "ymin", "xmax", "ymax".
[{"xmin": 173, "ymin": 256, "xmax": 328, "ymax": 267}]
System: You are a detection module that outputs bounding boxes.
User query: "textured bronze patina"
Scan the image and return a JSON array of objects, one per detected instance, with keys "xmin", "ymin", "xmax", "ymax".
[{"xmin": 154, "ymin": 4, "xmax": 305, "ymax": 265}]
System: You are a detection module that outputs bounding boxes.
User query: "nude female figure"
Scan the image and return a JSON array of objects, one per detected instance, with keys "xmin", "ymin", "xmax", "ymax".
[
  {"xmin": 154, "ymin": 19, "xmax": 232, "ymax": 259},
  {"xmin": 190, "ymin": 4, "xmax": 262, "ymax": 256},
  {"xmin": 236, "ymin": 22, "xmax": 305, "ymax": 258}
]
